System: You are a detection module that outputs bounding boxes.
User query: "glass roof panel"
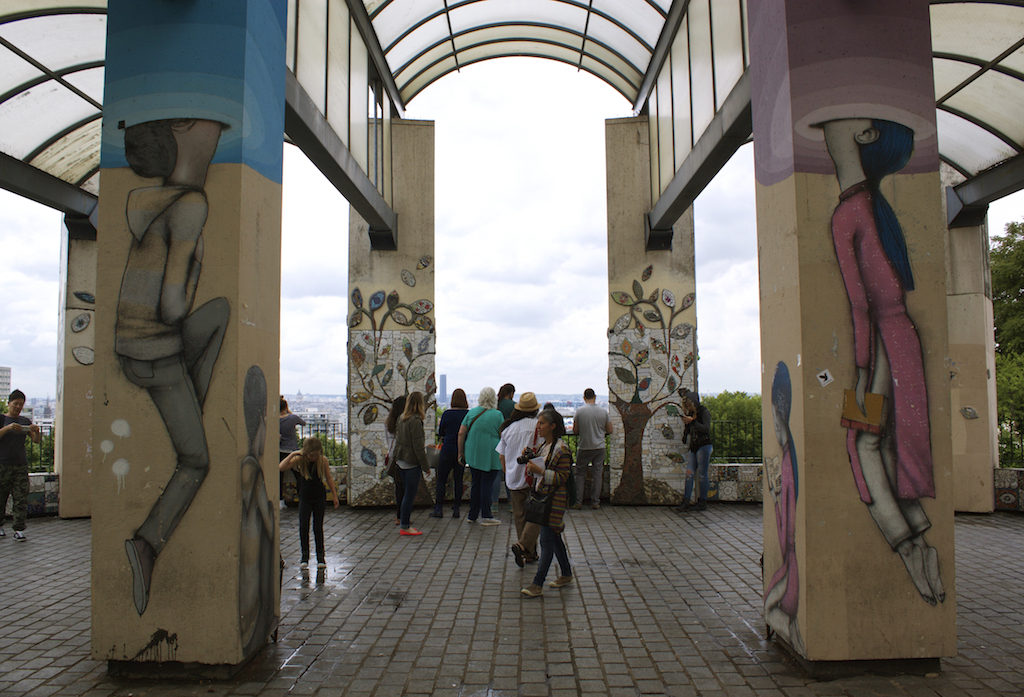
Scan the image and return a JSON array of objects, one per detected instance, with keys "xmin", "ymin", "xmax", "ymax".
[
  {"xmin": 584, "ymin": 13, "xmax": 650, "ymax": 71},
  {"xmin": 591, "ymin": 0, "xmax": 664, "ymax": 47},
  {"xmin": 373, "ymin": 0, "xmax": 445, "ymax": 50},
  {"xmin": 401, "ymin": 55, "xmax": 458, "ymax": 102},
  {"xmin": 0, "ymin": 44, "xmax": 43, "ymax": 98},
  {"xmin": 447, "ymin": 0, "xmax": 589, "ymax": 37},
  {"xmin": 933, "ymin": 56, "xmax": 981, "ymax": 99},
  {"xmin": 79, "ymin": 171, "xmax": 99, "ymax": 196},
  {"xmin": 1002, "ymin": 44, "xmax": 1024, "ymax": 75},
  {"xmin": 29, "ymin": 119, "xmax": 100, "ymax": 187},
  {"xmin": 936, "ymin": 108, "xmax": 1018, "ymax": 176},
  {"xmin": 930, "ymin": 3, "xmax": 1024, "ymax": 63},
  {"xmin": 62, "ymin": 66, "xmax": 104, "ymax": 104},
  {"xmin": 452, "ymin": 24, "xmax": 583, "ymax": 53},
  {"xmin": 0, "ymin": 81, "xmax": 95, "ymax": 158},
  {"xmin": 394, "ymin": 40, "xmax": 453, "ymax": 89},
  {"xmin": 944, "ymin": 70, "xmax": 1024, "ymax": 147},
  {"xmin": 0, "ymin": 14, "xmax": 106, "ymax": 70},
  {"xmin": 384, "ymin": 13, "xmax": 450, "ymax": 73}
]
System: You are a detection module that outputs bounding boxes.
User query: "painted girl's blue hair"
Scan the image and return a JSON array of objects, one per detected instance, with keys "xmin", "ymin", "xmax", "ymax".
[
  {"xmin": 858, "ymin": 119, "xmax": 915, "ymax": 290},
  {"xmin": 771, "ymin": 361, "xmax": 797, "ymax": 499}
]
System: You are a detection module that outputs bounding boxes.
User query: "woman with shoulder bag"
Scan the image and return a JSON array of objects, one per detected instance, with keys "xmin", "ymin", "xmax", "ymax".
[
  {"xmin": 393, "ymin": 391, "xmax": 430, "ymax": 536},
  {"xmin": 520, "ymin": 408, "xmax": 574, "ymax": 597},
  {"xmin": 678, "ymin": 390, "xmax": 713, "ymax": 512}
]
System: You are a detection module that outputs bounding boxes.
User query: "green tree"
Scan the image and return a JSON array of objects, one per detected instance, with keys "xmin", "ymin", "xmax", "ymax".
[
  {"xmin": 701, "ymin": 391, "xmax": 762, "ymax": 462},
  {"xmin": 991, "ymin": 220, "xmax": 1024, "ymax": 354}
]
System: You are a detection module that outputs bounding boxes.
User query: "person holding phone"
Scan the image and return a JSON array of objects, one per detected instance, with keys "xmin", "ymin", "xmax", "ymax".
[{"xmin": 0, "ymin": 390, "xmax": 42, "ymax": 541}]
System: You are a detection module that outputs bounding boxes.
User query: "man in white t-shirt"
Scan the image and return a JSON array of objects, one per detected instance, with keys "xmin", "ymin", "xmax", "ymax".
[{"xmin": 572, "ymin": 388, "xmax": 612, "ymax": 509}]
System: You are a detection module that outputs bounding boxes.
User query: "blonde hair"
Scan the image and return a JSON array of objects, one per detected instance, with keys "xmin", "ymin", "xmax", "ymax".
[
  {"xmin": 297, "ymin": 437, "xmax": 324, "ymax": 479},
  {"xmin": 402, "ymin": 391, "xmax": 426, "ymax": 420}
]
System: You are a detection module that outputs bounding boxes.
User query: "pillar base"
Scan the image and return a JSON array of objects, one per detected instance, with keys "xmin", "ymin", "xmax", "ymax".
[
  {"xmin": 107, "ymin": 652, "xmax": 265, "ymax": 681},
  {"xmin": 772, "ymin": 635, "xmax": 941, "ymax": 679}
]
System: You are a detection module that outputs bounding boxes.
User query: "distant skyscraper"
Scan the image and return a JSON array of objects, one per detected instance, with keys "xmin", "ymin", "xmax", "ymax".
[
  {"xmin": 440, "ymin": 374, "xmax": 447, "ymax": 404},
  {"xmin": 0, "ymin": 366, "xmax": 10, "ymax": 397}
]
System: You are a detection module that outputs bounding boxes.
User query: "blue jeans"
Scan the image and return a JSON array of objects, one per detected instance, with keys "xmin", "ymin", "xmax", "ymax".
[
  {"xmin": 683, "ymin": 444, "xmax": 713, "ymax": 503},
  {"xmin": 399, "ymin": 467, "xmax": 421, "ymax": 528},
  {"xmin": 532, "ymin": 525, "xmax": 571, "ymax": 586},
  {"xmin": 468, "ymin": 468, "xmax": 497, "ymax": 520}
]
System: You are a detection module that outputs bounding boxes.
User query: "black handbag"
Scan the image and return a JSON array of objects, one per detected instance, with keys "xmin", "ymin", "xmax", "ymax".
[{"xmin": 524, "ymin": 490, "xmax": 553, "ymax": 525}]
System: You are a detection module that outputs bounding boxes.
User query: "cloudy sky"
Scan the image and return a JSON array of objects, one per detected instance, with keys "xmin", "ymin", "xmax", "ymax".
[{"xmin": 1, "ymin": 58, "xmax": 1022, "ymax": 401}]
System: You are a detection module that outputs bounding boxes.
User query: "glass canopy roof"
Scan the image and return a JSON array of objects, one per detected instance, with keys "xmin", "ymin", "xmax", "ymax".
[{"xmin": 1, "ymin": 1, "xmax": 1022, "ymax": 206}]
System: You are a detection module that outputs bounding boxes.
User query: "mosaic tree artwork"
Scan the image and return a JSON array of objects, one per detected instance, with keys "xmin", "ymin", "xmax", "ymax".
[
  {"xmin": 608, "ymin": 265, "xmax": 696, "ymax": 504},
  {"xmin": 347, "ymin": 257, "xmax": 436, "ymax": 505}
]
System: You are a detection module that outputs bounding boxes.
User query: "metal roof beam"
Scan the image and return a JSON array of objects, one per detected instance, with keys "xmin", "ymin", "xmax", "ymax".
[
  {"xmin": 345, "ymin": 0, "xmax": 406, "ymax": 118},
  {"xmin": 632, "ymin": 0, "xmax": 688, "ymax": 114},
  {"xmin": 646, "ymin": 71, "xmax": 751, "ymax": 249},
  {"xmin": 0, "ymin": 151, "xmax": 97, "ymax": 220},
  {"xmin": 284, "ymin": 71, "xmax": 398, "ymax": 250},
  {"xmin": 947, "ymin": 153, "xmax": 1024, "ymax": 229}
]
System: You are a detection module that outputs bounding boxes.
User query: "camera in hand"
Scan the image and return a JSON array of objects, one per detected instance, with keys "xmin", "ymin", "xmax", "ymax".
[{"xmin": 517, "ymin": 447, "xmax": 539, "ymax": 465}]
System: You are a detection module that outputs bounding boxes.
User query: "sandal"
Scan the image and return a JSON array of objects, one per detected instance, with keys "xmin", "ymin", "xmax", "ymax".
[{"xmin": 511, "ymin": 543, "xmax": 525, "ymax": 568}]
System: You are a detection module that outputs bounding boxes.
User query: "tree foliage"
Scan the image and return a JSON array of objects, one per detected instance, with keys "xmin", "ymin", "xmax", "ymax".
[
  {"xmin": 701, "ymin": 391, "xmax": 762, "ymax": 462},
  {"xmin": 991, "ymin": 220, "xmax": 1024, "ymax": 355}
]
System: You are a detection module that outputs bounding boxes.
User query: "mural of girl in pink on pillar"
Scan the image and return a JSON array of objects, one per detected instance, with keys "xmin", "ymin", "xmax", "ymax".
[
  {"xmin": 823, "ymin": 117, "xmax": 944, "ymax": 605},
  {"xmin": 118, "ymin": 118, "xmax": 230, "ymax": 615},
  {"xmin": 764, "ymin": 361, "xmax": 803, "ymax": 654}
]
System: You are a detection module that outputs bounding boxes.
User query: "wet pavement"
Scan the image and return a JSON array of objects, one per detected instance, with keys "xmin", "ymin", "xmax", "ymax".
[{"xmin": 0, "ymin": 504, "xmax": 1022, "ymax": 696}]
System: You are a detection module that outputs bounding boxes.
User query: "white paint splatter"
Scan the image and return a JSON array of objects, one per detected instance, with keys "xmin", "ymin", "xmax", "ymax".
[
  {"xmin": 112, "ymin": 458, "xmax": 130, "ymax": 493},
  {"xmin": 99, "ymin": 440, "xmax": 114, "ymax": 462},
  {"xmin": 111, "ymin": 419, "xmax": 131, "ymax": 438}
]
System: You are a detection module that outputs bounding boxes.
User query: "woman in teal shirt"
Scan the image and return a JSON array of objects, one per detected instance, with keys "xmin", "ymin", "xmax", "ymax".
[{"xmin": 458, "ymin": 387, "xmax": 504, "ymax": 525}]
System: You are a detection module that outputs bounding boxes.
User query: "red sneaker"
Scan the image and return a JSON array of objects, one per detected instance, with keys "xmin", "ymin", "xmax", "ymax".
[{"xmin": 399, "ymin": 528, "xmax": 423, "ymax": 536}]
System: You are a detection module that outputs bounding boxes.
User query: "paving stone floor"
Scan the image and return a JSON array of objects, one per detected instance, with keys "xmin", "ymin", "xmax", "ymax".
[{"xmin": 0, "ymin": 504, "xmax": 1022, "ymax": 697}]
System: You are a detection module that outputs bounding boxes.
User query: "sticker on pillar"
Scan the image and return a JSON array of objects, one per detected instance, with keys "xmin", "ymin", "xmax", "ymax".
[
  {"xmin": 816, "ymin": 369, "xmax": 833, "ymax": 387},
  {"xmin": 239, "ymin": 366, "xmax": 276, "ymax": 656},
  {"xmin": 822, "ymin": 117, "xmax": 944, "ymax": 606},
  {"xmin": 116, "ymin": 118, "xmax": 230, "ymax": 616},
  {"xmin": 764, "ymin": 362, "xmax": 803, "ymax": 654},
  {"xmin": 608, "ymin": 270, "xmax": 696, "ymax": 504}
]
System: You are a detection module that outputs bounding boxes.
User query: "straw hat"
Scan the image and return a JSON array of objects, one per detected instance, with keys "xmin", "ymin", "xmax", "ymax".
[{"xmin": 515, "ymin": 392, "xmax": 540, "ymax": 412}]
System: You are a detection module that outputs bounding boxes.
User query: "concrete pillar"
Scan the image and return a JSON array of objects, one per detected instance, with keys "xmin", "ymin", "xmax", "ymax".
[
  {"xmin": 347, "ymin": 119, "xmax": 436, "ymax": 507},
  {"xmin": 605, "ymin": 116, "xmax": 695, "ymax": 505},
  {"xmin": 55, "ymin": 227, "xmax": 96, "ymax": 518},
  {"xmin": 749, "ymin": 1, "xmax": 956, "ymax": 665},
  {"xmin": 91, "ymin": 0, "xmax": 286, "ymax": 672},
  {"xmin": 945, "ymin": 213, "xmax": 997, "ymax": 512}
]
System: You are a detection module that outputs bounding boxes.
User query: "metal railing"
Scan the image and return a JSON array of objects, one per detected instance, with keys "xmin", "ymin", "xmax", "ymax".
[
  {"xmin": 295, "ymin": 422, "xmax": 349, "ymax": 469},
  {"xmin": 709, "ymin": 420, "xmax": 762, "ymax": 463},
  {"xmin": 25, "ymin": 424, "xmax": 55, "ymax": 473},
  {"xmin": 999, "ymin": 419, "xmax": 1024, "ymax": 468}
]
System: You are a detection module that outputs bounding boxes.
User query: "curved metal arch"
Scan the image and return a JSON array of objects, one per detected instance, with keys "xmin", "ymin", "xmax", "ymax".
[
  {"xmin": 382, "ymin": 0, "xmax": 656, "ymax": 58},
  {"xmin": 940, "ymin": 154, "xmax": 973, "ymax": 180},
  {"xmin": 75, "ymin": 163, "xmax": 100, "ymax": 189},
  {"xmin": 933, "ymin": 51, "xmax": 1024, "ymax": 85},
  {"xmin": 402, "ymin": 49, "xmax": 636, "ymax": 104},
  {"xmin": 937, "ymin": 104, "xmax": 1023, "ymax": 154},
  {"xmin": 393, "ymin": 20, "xmax": 642, "ymax": 85},
  {"xmin": 368, "ymin": 0, "xmax": 669, "ymax": 20},
  {"xmin": 24, "ymin": 113, "xmax": 101, "ymax": 164},
  {"xmin": 0, "ymin": 6, "xmax": 105, "ymax": 25},
  {"xmin": 0, "ymin": 60, "xmax": 104, "ymax": 107}
]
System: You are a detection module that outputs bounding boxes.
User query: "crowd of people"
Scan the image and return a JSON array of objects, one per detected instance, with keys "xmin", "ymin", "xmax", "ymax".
[{"xmin": 2, "ymin": 382, "xmax": 713, "ymax": 599}]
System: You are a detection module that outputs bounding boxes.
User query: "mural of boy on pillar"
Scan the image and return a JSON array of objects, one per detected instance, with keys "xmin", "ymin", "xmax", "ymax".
[
  {"xmin": 608, "ymin": 265, "xmax": 695, "ymax": 504},
  {"xmin": 822, "ymin": 116, "xmax": 945, "ymax": 606},
  {"xmin": 764, "ymin": 361, "xmax": 803, "ymax": 654},
  {"xmin": 117, "ymin": 117, "xmax": 230, "ymax": 615}
]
